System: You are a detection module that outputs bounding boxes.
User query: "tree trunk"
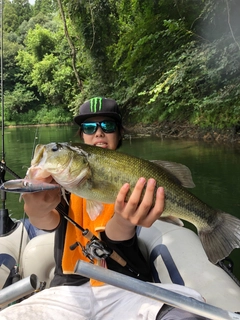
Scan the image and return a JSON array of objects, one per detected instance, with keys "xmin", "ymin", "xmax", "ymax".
[{"xmin": 57, "ymin": 0, "xmax": 83, "ymax": 90}]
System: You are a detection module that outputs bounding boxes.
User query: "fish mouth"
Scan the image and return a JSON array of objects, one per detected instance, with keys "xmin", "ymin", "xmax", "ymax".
[
  {"xmin": 28, "ymin": 144, "xmax": 63, "ymax": 180},
  {"xmin": 27, "ymin": 145, "xmax": 51, "ymax": 179},
  {"xmin": 31, "ymin": 144, "xmax": 45, "ymax": 166}
]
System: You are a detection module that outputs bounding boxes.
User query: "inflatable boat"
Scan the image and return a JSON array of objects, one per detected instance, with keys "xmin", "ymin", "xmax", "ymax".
[{"xmin": 0, "ymin": 214, "xmax": 240, "ymax": 314}]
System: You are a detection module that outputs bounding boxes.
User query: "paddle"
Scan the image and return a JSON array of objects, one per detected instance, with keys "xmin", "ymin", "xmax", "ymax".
[
  {"xmin": 0, "ymin": 275, "xmax": 40, "ymax": 308},
  {"xmin": 74, "ymin": 260, "xmax": 240, "ymax": 320}
]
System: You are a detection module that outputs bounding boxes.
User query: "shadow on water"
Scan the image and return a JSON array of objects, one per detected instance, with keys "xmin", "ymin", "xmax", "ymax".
[{"xmin": 2, "ymin": 127, "xmax": 240, "ymax": 280}]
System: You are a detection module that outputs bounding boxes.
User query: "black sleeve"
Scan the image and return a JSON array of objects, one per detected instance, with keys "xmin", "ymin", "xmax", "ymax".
[{"xmin": 100, "ymin": 231, "xmax": 153, "ymax": 282}]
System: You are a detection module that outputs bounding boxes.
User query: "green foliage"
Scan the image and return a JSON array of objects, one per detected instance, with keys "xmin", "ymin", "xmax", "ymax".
[
  {"xmin": 4, "ymin": 83, "xmax": 37, "ymax": 121},
  {"xmin": 24, "ymin": 25, "xmax": 56, "ymax": 61},
  {"xmin": 139, "ymin": 34, "xmax": 240, "ymax": 128},
  {"xmin": 33, "ymin": 0, "xmax": 57, "ymax": 16},
  {"xmin": 2, "ymin": 0, "xmax": 240, "ymax": 129},
  {"xmin": 12, "ymin": 0, "xmax": 32, "ymax": 30},
  {"xmin": 63, "ymin": 0, "xmax": 119, "ymax": 92},
  {"xmin": 2, "ymin": 34, "xmax": 23, "ymax": 92},
  {"xmin": 108, "ymin": 1, "xmax": 195, "ymax": 112},
  {"xmin": 16, "ymin": 19, "xmax": 82, "ymax": 111},
  {"xmin": 32, "ymin": 106, "xmax": 72, "ymax": 124},
  {"xmin": 3, "ymin": 0, "xmax": 19, "ymax": 33},
  {"xmin": 17, "ymin": 12, "xmax": 58, "ymax": 45},
  {"xmin": 6, "ymin": 105, "xmax": 72, "ymax": 125}
]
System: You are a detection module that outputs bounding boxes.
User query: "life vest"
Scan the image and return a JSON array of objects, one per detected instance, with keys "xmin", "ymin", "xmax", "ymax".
[{"xmin": 62, "ymin": 193, "xmax": 115, "ymax": 286}]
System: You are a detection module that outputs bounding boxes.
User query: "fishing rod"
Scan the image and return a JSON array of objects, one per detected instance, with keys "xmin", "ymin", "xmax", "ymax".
[
  {"xmin": 0, "ymin": 3, "xmax": 41, "ymax": 288},
  {"xmin": 0, "ymin": 0, "xmax": 3, "ymax": 167},
  {"xmin": 55, "ymin": 202, "xmax": 140, "ymax": 277},
  {"xmin": 0, "ymin": 0, "xmax": 5, "ymax": 201},
  {"xmin": 0, "ymin": 2, "xmax": 26, "ymax": 288},
  {"xmin": 0, "ymin": 0, "xmax": 16, "ymax": 236}
]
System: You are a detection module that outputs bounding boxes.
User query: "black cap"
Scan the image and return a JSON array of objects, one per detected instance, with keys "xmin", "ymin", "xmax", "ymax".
[{"xmin": 74, "ymin": 97, "xmax": 122, "ymax": 126}]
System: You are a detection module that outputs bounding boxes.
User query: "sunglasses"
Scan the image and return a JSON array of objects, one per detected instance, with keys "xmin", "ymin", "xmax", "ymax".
[{"xmin": 81, "ymin": 120, "xmax": 117, "ymax": 135}]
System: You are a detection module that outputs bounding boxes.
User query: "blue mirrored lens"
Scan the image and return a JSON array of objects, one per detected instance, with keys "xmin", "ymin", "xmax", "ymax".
[
  {"xmin": 100, "ymin": 121, "xmax": 116, "ymax": 133},
  {"xmin": 81, "ymin": 121, "xmax": 117, "ymax": 134},
  {"xmin": 82, "ymin": 123, "xmax": 97, "ymax": 134}
]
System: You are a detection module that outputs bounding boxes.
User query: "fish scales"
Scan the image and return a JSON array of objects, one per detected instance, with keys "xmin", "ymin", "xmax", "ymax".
[
  {"xmin": 87, "ymin": 148, "xmax": 215, "ymax": 227},
  {"xmin": 21, "ymin": 142, "xmax": 240, "ymax": 264}
]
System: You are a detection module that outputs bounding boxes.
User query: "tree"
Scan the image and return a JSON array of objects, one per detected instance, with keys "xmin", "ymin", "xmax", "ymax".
[
  {"xmin": 3, "ymin": 0, "xmax": 19, "ymax": 33},
  {"xmin": 16, "ymin": 21, "xmax": 85, "ymax": 109},
  {"xmin": 33, "ymin": 0, "xmax": 57, "ymax": 16},
  {"xmin": 12, "ymin": 0, "xmax": 32, "ymax": 30},
  {"xmin": 60, "ymin": 0, "xmax": 119, "ymax": 91},
  {"xmin": 2, "ymin": 0, "xmax": 240, "ymax": 127},
  {"xmin": 57, "ymin": 0, "xmax": 83, "ymax": 90},
  {"xmin": 4, "ymin": 84, "xmax": 37, "ymax": 121}
]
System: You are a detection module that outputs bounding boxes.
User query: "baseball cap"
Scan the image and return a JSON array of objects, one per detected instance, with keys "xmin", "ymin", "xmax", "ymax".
[{"xmin": 74, "ymin": 97, "xmax": 122, "ymax": 126}]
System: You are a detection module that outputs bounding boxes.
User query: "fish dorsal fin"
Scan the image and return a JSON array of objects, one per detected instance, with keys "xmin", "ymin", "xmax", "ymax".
[
  {"xmin": 86, "ymin": 199, "xmax": 103, "ymax": 220},
  {"xmin": 150, "ymin": 160, "xmax": 195, "ymax": 188}
]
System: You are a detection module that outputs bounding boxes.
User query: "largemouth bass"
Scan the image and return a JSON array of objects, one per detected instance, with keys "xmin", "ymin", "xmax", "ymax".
[{"xmin": 27, "ymin": 142, "xmax": 240, "ymax": 264}]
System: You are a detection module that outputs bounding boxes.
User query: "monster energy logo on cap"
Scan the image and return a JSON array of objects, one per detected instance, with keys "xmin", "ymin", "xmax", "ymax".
[
  {"xmin": 89, "ymin": 97, "xmax": 103, "ymax": 113},
  {"xmin": 74, "ymin": 96, "xmax": 122, "ymax": 125}
]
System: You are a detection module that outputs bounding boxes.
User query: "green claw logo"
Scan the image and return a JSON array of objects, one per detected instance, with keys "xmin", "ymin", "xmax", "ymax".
[{"xmin": 89, "ymin": 97, "xmax": 103, "ymax": 113}]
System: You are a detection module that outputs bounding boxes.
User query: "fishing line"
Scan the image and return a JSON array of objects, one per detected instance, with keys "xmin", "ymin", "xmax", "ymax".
[{"xmin": 31, "ymin": 126, "xmax": 40, "ymax": 160}]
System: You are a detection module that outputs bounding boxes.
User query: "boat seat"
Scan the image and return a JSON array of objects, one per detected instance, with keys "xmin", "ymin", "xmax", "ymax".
[
  {"xmin": 20, "ymin": 219, "xmax": 240, "ymax": 312},
  {"xmin": 138, "ymin": 220, "xmax": 240, "ymax": 312}
]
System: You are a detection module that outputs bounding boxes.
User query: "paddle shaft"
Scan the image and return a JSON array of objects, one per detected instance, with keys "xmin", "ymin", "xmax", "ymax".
[
  {"xmin": 0, "ymin": 274, "xmax": 40, "ymax": 307},
  {"xmin": 74, "ymin": 261, "xmax": 240, "ymax": 320}
]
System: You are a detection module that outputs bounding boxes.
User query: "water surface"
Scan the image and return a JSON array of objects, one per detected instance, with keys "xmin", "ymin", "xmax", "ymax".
[{"xmin": 1, "ymin": 125, "xmax": 240, "ymax": 280}]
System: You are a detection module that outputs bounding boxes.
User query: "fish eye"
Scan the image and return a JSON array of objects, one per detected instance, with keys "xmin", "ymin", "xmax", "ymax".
[{"xmin": 51, "ymin": 143, "xmax": 62, "ymax": 152}]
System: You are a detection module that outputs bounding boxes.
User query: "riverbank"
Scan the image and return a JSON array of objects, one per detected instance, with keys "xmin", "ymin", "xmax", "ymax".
[
  {"xmin": 4, "ymin": 121, "xmax": 240, "ymax": 148},
  {"xmin": 125, "ymin": 121, "xmax": 240, "ymax": 148}
]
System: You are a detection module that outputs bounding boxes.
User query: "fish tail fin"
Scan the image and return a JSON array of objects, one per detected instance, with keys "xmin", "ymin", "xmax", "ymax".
[{"xmin": 199, "ymin": 212, "xmax": 240, "ymax": 264}]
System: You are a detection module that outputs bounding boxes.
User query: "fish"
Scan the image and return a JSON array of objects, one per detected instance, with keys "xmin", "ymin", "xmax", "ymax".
[{"xmin": 15, "ymin": 142, "xmax": 240, "ymax": 264}]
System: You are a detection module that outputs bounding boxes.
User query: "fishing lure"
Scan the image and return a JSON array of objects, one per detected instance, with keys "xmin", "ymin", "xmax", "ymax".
[{"xmin": 0, "ymin": 179, "xmax": 60, "ymax": 193}]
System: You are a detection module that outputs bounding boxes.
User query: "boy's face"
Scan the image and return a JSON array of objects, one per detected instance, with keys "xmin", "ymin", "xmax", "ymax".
[{"xmin": 82, "ymin": 116, "xmax": 121, "ymax": 150}]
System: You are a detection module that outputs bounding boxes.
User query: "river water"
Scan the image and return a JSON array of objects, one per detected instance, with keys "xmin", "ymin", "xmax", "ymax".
[{"xmin": 1, "ymin": 125, "xmax": 240, "ymax": 280}]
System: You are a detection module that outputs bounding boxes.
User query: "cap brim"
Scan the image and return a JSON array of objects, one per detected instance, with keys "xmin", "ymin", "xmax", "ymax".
[{"xmin": 74, "ymin": 112, "xmax": 122, "ymax": 126}]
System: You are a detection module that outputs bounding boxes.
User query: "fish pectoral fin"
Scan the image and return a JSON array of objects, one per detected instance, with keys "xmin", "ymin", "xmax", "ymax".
[
  {"xmin": 86, "ymin": 200, "xmax": 103, "ymax": 221},
  {"xmin": 150, "ymin": 160, "xmax": 195, "ymax": 188},
  {"xmin": 159, "ymin": 216, "xmax": 184, "ymax": 227}
]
